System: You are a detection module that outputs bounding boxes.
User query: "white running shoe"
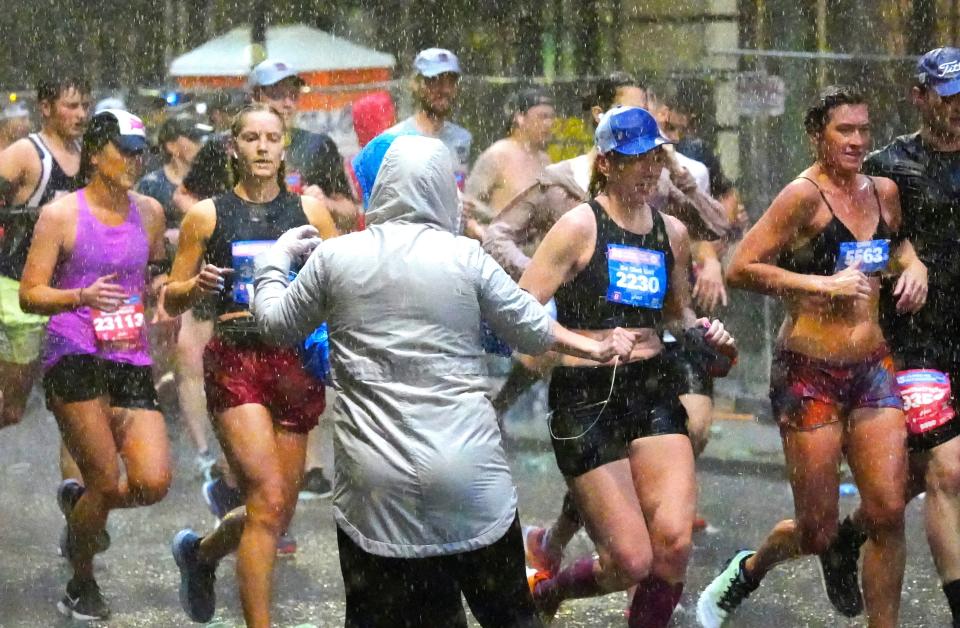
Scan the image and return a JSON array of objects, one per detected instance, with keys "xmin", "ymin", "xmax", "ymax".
[{"xmin": 696, "ymin": 550, "xmax": 758, "ymax": 628}]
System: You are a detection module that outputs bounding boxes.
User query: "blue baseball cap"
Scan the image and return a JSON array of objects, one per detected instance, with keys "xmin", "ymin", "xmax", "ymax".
[
  {"xmin": 917, "ymin": 47, "xmax": 960, "ymax": 97},
  {"xmin": 595, "ymin": 106, "xmax": 671, "ymax": 155},
  {"xmin": 413, "ymin": 48, "xmax": 461, "ymax": 78}
]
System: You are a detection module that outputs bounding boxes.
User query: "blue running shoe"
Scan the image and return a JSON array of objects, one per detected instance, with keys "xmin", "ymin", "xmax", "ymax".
[
  {"xmin": 172, "ymin": 528, "xmax": 217, "ymax": 623},
  {"xmin": 202, "ymin": 477, "xmax": 243, "ymax": 522}
]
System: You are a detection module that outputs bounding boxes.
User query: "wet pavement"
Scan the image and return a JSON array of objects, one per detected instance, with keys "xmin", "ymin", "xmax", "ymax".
[{"xmin": 0, "ymin": 389, "xmax": 950, "ymax": 627}]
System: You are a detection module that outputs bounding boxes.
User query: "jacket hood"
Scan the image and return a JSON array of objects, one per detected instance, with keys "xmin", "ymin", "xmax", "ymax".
[{"xmin": 365, "ymin": 135, "xmax": 461, "ymax": 233}]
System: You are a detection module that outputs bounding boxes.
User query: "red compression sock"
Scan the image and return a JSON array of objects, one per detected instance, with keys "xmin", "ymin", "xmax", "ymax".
[{"xmin": 627, "ymin": 576, "xmax": 684, "ymax": 628}]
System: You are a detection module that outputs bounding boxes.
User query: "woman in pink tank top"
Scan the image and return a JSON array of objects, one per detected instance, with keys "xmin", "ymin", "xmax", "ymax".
[{"xmin": 19, "ymin": 109, "xmax": 171, "ymax": 621}]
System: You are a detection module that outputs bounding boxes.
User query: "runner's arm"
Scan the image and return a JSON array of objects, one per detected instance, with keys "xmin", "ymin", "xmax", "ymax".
[
  {"xmin": 659, "ymin": 169, "xmax": 731, "ymax": 241},
  {"xmin": 19, "ymin": 203, "xmax": 79, "ymax": 314},
  {"xmin": 463, "ymin": 148, "xmax": 499, "ymax": 224},
  {"xmin": 878, "ymin": 176, "xmax": 928, "ymax": 313},
  {"xmin": 726, "ymin": 181, "xmax": 862, "ymax": 299},
  {"xmin": 691, "ymin": 239, "xmax": 728, "ymax": 312},
  {"xmin": 253, "ymin": 238, "xmax": 328, "ymax": 345},
  {"xmin": 0, "ymin": 141, "xmax": 30, "ymax": 207},
  {"xmin": 662, "ymin": 215, "xmax": 699, "ymax": 332},
  {"xmin": 163, "ymin": 200, "xmax": 217, "ymax": 316},
  {"xmin": 518, "ymin": 204, "xmax": 595, "ymax": 305},
  {"xmin": 301, "ymin": 196, "xmax": 340, "ymax": 239},
  {"xmin": 477, "ymin": 246, "xmax": 634, "ymax": 363},
  {"xmin": 481, "ymin": 183, "xmax": 542, "ymax": 280}
]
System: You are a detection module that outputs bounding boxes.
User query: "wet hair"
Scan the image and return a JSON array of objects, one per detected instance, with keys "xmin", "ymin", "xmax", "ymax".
[
  {"xmin": 78, "ymin": 111, "xmax": 124, "ymax": 183},
  {"xmin": 588, "ymin": 148, "xmax": 665, "ymax": 197},
  {"xmin": 586, "ymin": 72, "xmax": 645, "ymax": 113},
  {"xmin": 229, "ymin": 103, "xmax": 287, "ymax": 187},
  {"xmin": 182, "ymin": 138, "xmax": 230, "ymax": 198},
  {"xmin": 36, "ymin": 75, "xmax": 90, "ymax": 105},
  {"xmin": 803, "ymin": 85, "xmax": 866, "ymax": 135},
  {"xmin": 505, "ymin": 87, "xmax": 554, "ymax": 134}
]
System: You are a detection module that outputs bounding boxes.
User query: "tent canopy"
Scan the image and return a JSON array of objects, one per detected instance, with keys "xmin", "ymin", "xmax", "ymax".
[{"xmin": 169, "ymin": 24, "xmax": 395, "ymax": 109}]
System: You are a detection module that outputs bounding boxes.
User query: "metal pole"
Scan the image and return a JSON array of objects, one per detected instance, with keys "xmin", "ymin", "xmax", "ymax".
[
  {"xmin": 251, "ymin": 0, "xmax": 268, "ymax": 68},
  {"xmin": 816, "ymin": 0, "xmax": 827, "ymax": 88}
]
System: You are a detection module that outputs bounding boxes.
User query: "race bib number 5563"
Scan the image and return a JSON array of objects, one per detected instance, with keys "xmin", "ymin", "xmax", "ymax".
[
  {"xmin": 606, "ymin": 244, "xmax": 667, "ymax": 310},
  {"xmin": 836, "ymin": 239, "xmax": 890, "ymax": 273}
]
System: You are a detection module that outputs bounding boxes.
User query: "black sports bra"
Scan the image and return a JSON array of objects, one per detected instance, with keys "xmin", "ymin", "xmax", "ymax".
[
  {"xmin": 778, "ymin": 176, "xmax": 899, "ymax": 277},
  {"xmin": 554, "ymin": 199, "xmax": 674, "ymax": 331}
]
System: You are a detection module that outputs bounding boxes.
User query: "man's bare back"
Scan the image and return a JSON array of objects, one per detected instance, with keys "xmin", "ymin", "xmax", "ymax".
[{"xmin": 466, "ymin": 137, "xmax": 551, "ymax": 218}]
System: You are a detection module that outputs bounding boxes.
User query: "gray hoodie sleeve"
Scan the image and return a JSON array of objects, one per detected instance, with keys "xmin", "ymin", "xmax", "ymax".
[
  {"xmin": 474, "ymin": 246, "xmax": 554, "ymax": 355},
  {"xmin": 253, "ymin": 247, "xmax": 329, "ymax": 346}
]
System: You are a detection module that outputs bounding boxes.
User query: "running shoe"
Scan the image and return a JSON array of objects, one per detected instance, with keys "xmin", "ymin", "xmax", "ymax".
[
  {"xmin": 526, "ymin": 567, "xmax": 559, "ymax": 623},
  {"xmin": 818, "ymin": 517, "xmax": 866, "ymax": 617},
  {"xmin": 693, "ymin": 515, "xmax": 709, "ymax": 532},
  {"xmin": 202, "ymin": 477, "xmax": 243, "ymax": 522},
  {"xmin": 696, "ymin": 550, "xmax": 759, "ymax": 628},
  {"xmin": 277, "ymin": 531, "xmax": 298, "ymax": 557},
  {"xmin": 56, "ymin": 479, "xmax": 110, "ymax": 558},
  {"xmin": 298, "ymin": 467, "xmax": 333, "ymax": 500},
  {"xmin": 522, "ymin": 525, "xmax": 562, "ymax": 573},
  {"xmin": 57, "ymin": 577, "xmax": 110, "ymax": 621},
  {"xmin": 172, "ymin": 528, "xmax": 217, "ymax": 623}
]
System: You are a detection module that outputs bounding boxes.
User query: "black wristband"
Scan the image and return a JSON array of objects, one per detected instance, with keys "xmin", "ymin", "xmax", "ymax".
[{"xmin": 148, "ymin": 260, "xmax": 172, "ymax": 278}]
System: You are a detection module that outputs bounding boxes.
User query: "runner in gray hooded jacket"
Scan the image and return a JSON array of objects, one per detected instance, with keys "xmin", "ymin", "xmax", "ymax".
[{"xmin": 253, "ymin": 134, "xmax": 634, "ymax": 627}]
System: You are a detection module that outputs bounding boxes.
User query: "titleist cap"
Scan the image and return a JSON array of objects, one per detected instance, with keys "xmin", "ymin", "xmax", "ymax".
[{"xmin": 917, "ymin": 47, "xmax": 960, "ymax": 97}]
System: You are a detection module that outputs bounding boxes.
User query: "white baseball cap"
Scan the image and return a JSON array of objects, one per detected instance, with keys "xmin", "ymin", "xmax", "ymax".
[
  {"xmin": 248, "ymin": 59, "xmax": 305, "ymax": 89},
  {"xmin": 413, "ymin": 48, "xmax": 461, "ymax": 78}
]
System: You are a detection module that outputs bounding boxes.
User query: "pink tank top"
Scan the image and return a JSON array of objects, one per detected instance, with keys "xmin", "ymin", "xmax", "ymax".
[{"xmin": 42, "ymin": 188, "xmax": 151, "ymax": 371}]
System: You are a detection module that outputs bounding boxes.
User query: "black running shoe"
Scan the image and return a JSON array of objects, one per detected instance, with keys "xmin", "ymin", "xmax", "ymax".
[
  {"xmin": 818, "ymin": 516, "xmax": 867, "ymax": 617},
  {"xmin": 57, "ymin": 577, "xmax": 110, "ymax": 621},
  {"xmin": 172, "ymin": 528, "xmax": 217, "ymax": 623},
  {"xmin": 298, "ymin": 467, "xmax": 333, "ymax": 500}
]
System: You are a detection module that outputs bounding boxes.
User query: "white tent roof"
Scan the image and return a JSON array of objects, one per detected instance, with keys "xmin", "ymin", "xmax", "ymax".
[{"xmin": 169, "ymin": 24, "xmax": 395, "ymax": 77}]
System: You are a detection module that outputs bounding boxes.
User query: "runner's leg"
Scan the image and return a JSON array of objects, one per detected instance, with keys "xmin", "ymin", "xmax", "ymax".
[{"xmin": 846, "ymin": 406, "xmax": 907, "ymax": 628}]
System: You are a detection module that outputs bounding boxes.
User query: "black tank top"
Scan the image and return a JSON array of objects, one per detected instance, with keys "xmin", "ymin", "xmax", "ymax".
[
  {"xmin": 207, "ymin": 189, "xmax": 308, "ymax": 336},
  {"xmin": 778, "ymin": 176, "xmax": 897, "ymax": 277},
  {"xmin": 555, "ymin": 199, "xmax": 673, "ymax": 331},
  {"xmin": 0, "ymin": 134, "xmax": 84, "ymax": 279}
]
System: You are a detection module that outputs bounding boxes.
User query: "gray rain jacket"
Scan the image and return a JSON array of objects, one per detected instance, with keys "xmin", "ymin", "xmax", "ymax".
[{"xmin": 253, "ymin": 135, "xmax": 554, "ymax": 558}]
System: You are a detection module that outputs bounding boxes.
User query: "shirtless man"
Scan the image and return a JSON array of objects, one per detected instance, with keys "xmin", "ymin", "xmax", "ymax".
[
  {"xmin": 464, "ymin": 87, "xmax": 555, "ymax": 237},
  {"xmin": 0, "ymin": 76, "xmax": 90, "ymax": 428}
]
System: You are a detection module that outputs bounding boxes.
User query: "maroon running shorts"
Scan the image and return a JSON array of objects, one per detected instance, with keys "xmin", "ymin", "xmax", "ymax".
[{"xmin": 203, "ymin": 336, "xmax": 326, "ymax": 433}]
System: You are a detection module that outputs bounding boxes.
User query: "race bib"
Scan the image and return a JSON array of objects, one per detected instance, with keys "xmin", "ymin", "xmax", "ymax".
[
  {"xmin": 836, "ymin": 239, "xmax": 890, "ymax": 273},
  {"xmin": 91, "ymin": 296, "xmax": 145, "ymax": 349},
  {"xmin": 232, "ymin": 240, "xmax": 276, "ymax": 306},
  {"xmin": 897, "ymin": 369, "xmax": 956, "ymax": 435},
  {"xmin": 606, "ymin": 244, "xmax": 667, "ymax": 309}
]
